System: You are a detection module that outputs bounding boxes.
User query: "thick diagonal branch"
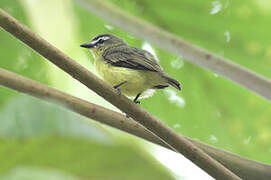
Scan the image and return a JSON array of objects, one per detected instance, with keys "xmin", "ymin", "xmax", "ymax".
[
  {"xmin": 0, "ymin": 67, "xmax": 270, "ymax": 180},
  {"xmin": 77, "ymin": 0, "xmax": 271, "ymax": 101},
  {"xmin": 0, "ymin": 9, "xmax": 240, "ymax": 179}
]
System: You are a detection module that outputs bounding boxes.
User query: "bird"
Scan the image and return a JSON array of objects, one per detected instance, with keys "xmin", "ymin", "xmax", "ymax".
[{"xmin": 80, "ymin": 34, "xmax": 181, "ymax": 104}]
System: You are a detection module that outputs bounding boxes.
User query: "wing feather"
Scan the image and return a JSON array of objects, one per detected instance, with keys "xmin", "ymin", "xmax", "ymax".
[{"xmin": 103, "ymin": 46, "xmax": 162, "ymax": 72}]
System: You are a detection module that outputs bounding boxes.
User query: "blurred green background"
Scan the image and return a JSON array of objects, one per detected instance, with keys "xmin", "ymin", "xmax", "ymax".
[{"xmin": 0, "ymin": 0, "xmax": 271, "ymax": 179}]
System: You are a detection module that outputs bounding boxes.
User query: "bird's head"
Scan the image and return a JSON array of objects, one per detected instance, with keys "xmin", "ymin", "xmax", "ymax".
[{"xmin": 80, "ymin": 34, "xmax": 126, "ymax": 57}]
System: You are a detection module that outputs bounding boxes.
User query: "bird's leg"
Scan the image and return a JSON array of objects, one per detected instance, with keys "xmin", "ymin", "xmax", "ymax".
[
  {"xmin": 126, "ymin": 93, "xmax": 141, "ymax": 118},
  {"xmin": 133, "ymin": 93, "xmax": 142, "ymax": 104},
  {"xmin": 113, "ymin": 81, "xmax": 127, "ymax": 95},
  {"xmin": 125, "ymin": 92, "xmax": 142, "ymax": 118}
]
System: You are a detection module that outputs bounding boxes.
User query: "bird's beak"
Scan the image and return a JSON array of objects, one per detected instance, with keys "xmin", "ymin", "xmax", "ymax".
[{"xmin": 80, "ymin": 43, "xmax": 94, "ymax": 48}]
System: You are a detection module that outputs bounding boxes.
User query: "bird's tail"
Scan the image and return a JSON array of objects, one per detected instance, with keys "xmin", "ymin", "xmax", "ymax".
[{"xmin": 163, "ymin": 74, "xmax": 181, "ymax": 90}]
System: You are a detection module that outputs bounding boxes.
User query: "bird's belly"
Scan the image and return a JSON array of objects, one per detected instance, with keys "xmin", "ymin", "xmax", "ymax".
[{"xmin": 95, "ymin": 60, "xmax": 148, "ymax": 97}]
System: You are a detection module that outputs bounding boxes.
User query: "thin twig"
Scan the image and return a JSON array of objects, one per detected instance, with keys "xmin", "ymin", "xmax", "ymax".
[
  {"xmin": 76, "ymin": 0, "xmax": 271, "ymax": 101},
  {"xmin": 0, "ymin": 9, "xmax": 240, "ymax": 179},
  {"xmin": 0, "ymin": 67, "xmax": 270, "ymax": 180}
]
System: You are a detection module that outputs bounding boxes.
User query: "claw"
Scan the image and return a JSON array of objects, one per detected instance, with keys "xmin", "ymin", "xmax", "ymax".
[
  {"xmin": 134, "ymin": 100, "xmax": 140, "ymax": 104},
  {"xmin": 114, "ymin": 87, "xmax": 121, "ymax": 95},
  {"xmin": 133, "ymin": 93, "xmax": 142, "ymax": 105},
  {"xmin": 113, "ymin": 81, "xmax": 127, "ymax": 96}
]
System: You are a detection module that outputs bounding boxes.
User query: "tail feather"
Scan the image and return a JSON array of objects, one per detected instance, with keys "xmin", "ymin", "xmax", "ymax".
[{"xmin": 163, "ymin": 74, "xmax": 181, "ymax": 90}]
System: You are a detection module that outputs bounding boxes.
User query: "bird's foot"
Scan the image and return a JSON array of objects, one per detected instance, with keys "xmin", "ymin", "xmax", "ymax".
[
  {"xmin": 134, "ymin": 100, "xmax": 140, "ymax": 104},
  {"xmin": 133, "ymin": 93, "xmax": 142, "ymax": 105},
  {"xmin": 113, "ymin": 86, "xmax": 122, "ymax": 95},
  {"xmin": 113, "ymin": 81, "xmax": 127, "ymax": 95}
]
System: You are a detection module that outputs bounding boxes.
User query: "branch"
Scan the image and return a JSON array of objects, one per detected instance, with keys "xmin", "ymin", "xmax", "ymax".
[
  {"xmin": 0, "ymin": 9, "xmax": 240, "ymax": 179},
  {"xmin": 76, "ymin": 0, "xmax": 271, "ymax": 101},
  {"xmin": 0, "ymin": 67, "xmax": 270, "ymax": 180}
]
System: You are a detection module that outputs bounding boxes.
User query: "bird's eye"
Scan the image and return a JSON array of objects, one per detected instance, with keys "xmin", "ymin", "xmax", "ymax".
[{"xmin": 98, "ymin": 39, "xmax": 104, "ymax": 44}]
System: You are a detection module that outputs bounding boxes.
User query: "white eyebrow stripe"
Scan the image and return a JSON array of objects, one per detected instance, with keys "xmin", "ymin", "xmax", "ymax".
[
  {"xmin": 91, "ymin": 36, "xmax": 110, "ymax": 45},
  {"xmin": 90, "ymin": 39, "xmax": 99, "ymax": 45}
]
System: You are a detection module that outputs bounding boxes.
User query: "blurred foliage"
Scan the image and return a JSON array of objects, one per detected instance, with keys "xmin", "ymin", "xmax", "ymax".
[
  {"xmin": 0, "ymin": 136, "xmax": 173, "ymax": 180},
  {"xmin": 0, "ymin": 0, "xmax": 271, "ymax": 179},
  {"xmin": 0, "ymin": 0, "xmax": 48, "ymax": 107},
  {"xmin": 0, "ymin": 95, "xmax": 174, "ymax": 180}
]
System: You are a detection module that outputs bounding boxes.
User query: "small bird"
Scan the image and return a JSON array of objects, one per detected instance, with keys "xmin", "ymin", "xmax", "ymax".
[{"xmin": 80, "ymin": 34, "xmax": 181, "ymax": 104}]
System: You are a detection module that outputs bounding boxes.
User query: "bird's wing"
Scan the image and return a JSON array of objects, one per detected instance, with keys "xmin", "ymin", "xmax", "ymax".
[{"xmin": 103, "ymin": 46, "xmax": 162, "ymax": 72}]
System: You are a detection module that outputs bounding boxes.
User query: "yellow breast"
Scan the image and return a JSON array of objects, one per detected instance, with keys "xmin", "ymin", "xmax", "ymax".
[{"xmin": 94, "ymin": 56, "xmax": 165, "ymax": 98}]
